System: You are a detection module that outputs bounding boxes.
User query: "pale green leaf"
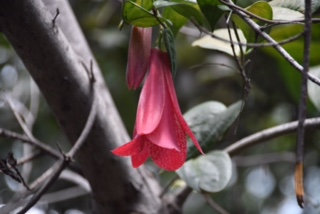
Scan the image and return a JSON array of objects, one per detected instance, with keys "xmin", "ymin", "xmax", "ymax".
[
  {"xmin": 272, "ymin": 6, "xmax": 304, "ymax": 20},
  {"xmin": 192, "ymin": 28, "xmax": 246, "ymax": 56},
  {"xmin": 308, "ymin": 65, "xmax": 320, "ymax": 111},
  {"xmin": 177, "ymin": 150, "xmax": 233, "ymax": 192},
  {"xmin": 185, "ymin": 101, "xmax": 242, "ymax": 159},
  {"xmin": 269, "ymin": 0, "xmax": 320, "ymax": 13}
]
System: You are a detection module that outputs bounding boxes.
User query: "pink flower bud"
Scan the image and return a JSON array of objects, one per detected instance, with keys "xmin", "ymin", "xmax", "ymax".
[{"xmin": 126, "ymin": 26, "xmax": 152, "ymax": 89}]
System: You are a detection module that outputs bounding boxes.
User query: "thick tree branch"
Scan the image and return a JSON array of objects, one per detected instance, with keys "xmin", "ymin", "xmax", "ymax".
[{"xmin": 0, "ymin": 1, "xmax": 163, "ymax": 213}]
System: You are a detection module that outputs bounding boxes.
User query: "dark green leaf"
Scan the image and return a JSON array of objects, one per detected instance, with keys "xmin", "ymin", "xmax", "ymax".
[
  {"xmin": 177, "ymin": 150, "xmax": 233, "ymax": 192},
  {"xmin": 154, "ymin": 0, "xmax": 203, "ymax": 26},
  {"xmin": 185, "ymin": 100, "xmax": 242, "ymax": 159},
  {"xmin": 162, "ymin": 7, "xmax": 188, "ymax": 36},
  {"xmin": 122, "ymin": 0, "xmax": 161, "ymax": 27},
  {"xmin": 232, "ymin": 1, "xmax": 273, "ymax": 43},
  {"xmin": 163, "ymin": 28, "xmax": 177, "ymax": 76},
  {"xmin": 197, "ymin": 0, "xmax": 224, "ymax": 30}
]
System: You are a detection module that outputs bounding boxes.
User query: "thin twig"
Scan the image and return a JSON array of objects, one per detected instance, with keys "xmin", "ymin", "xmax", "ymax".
[
  {"xmin": 6, "ymin": 94, "xmax": 37, "ymax": 184},
  {"xmin": 225, "ymin": 117, "xmax": 320, "ymax": 155},
  {"xmin": 203, "ymin": 193, "xmax": 230, "ymax": 214},
  {"xmin": 295, "ymin": 0, "xmax": 312, "ymax": 208},
  {"xmin": 219, "ymin": 0, "xmax": 320, "ymax": 25},
  {"xmin": 52, "ymin": 8, "xmax": 60, "ymax": 27},
  {"xmin": 192, "ymin": 20, "xmax": 304, "ymax": 48},
  {"xmin": 219, "ymin": 0, "xmax": 320, "ymax": 87},
  {"xmin": 5, "ymin": 94, "xmax": 36, "ymax": 141},
  {"xmin": 16, "ymin": 78, "xmax": 97, "ymax": 213},
  {"xmin": 16, "ymin": 159, "xmax": 68, "ymax": 214},
  {"xmin": 16, "ymin": 151, "xmax": 42, "ymax": 166},
  {"xmin": 0, "ymin": 128, "xmax": 62, "ymax": 159}
]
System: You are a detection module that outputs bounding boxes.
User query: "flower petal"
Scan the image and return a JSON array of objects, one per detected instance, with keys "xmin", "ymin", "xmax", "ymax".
[
  {"xmin": 135, "ymin": 49, "xmax": 166, "ymax": 135},
  {"xmin": 149, "ymin": 122, "xmax": 187, "ymax": 171},
  {"xmin": 147, "ymin": 99, "xmax": 180, "ymax": 151},
  {"xmin": 126, "ymin": 27, "xmax": 152, "ymax": 89},
  {"xmin": 163, "ymin": 58, "xmax": 204, "ymax": 154},
  {"xmin": 132, "ymin": 143, "xmax": 149, "ymax": 168},
  {"xmin": 112, "ymin": 137, "xmax": 143, "ymax": 156}
]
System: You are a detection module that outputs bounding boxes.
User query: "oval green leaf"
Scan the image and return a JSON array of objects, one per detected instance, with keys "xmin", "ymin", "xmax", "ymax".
[
  {"xmin": 185, "ymin": 100, "xmax": 242, "ymax": 159},
  {"xmin": 177, "ymin": 150, "xmax": 233, "ymax": 192}
]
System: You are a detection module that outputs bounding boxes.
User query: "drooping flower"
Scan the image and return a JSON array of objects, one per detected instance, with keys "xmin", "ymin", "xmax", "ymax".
[
  {"xmin": 126, "ymin": 26, "xmax": 152, "ymax": 89},
  {"xmin": 113, "ymin": 49, "xmax": 203, "ymax": 171}
]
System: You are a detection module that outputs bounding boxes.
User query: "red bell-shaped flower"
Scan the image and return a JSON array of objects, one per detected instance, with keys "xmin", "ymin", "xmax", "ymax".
[
  {"xmin": 126, "ymin": 26, "xmax": 152, "ymax": 89},
  {"xmin": 113, "ymin": 49, "xmax": 203, "ymax": 171}
]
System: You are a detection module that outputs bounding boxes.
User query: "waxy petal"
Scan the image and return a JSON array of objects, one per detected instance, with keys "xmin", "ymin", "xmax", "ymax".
[
  {"xmin": 135, "ymin": 49, "xmax": 166, "ymax": 135},
  {"xmin": 112, "ymin": 137, "xmax": 143, "ymax": 156},
  {"xmin": 147, "ymin": 100, "xmax": 180, "ymax": 151},
  {"xmin": 126, "ymin": 27, "xmax": 152, "ymax": 89},
  {"xmin": 149, "ymin": 121, "xmax": 187, "ymax": 171},
  {"xmin": 162, "ymin": 56, "xmax": 204, "ymax": 154},
  {"xmin": 132, "ymin": 143, "xmax": 149, "ymax": 168}
]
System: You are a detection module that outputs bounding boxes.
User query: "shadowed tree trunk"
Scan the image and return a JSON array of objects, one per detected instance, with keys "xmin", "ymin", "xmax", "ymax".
[{"xmin": 0, "ymin": 1, "xmax": 165, "ymax": 213}]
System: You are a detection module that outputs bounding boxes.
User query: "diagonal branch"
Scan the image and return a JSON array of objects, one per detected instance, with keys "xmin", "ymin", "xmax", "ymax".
[
  {"xmin": 225, "ymin": 117, "xmax": 320, "ymax": 155},
  {"xmin": 219, "ymin": 0, "xmax": 320, "ymax": 87}
]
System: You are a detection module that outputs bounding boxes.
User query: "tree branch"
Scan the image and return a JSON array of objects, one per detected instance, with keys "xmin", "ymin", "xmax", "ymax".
[
  {"xmin": 0, "ymin": 1, "xmax": 163, "ymax": 213},
  {"xmin": 225, "ymin": 117, "xmax": 320, "ymax": 155}
]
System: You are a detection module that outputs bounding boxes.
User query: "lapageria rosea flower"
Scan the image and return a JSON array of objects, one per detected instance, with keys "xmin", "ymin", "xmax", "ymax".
[
  {"xmin": 113, "ymin": 49, "xmax": 203, "ymax": 171},
  {"xmin": 126, "ymin": 26, "xmax": 152, "ymax": 89}
]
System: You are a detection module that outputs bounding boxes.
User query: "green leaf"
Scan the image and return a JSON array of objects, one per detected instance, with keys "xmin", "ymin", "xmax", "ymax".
[
  {"xmin": 163, "ymin": 28, "xmax": 177, "ymax": 76},
  {"xmin": 308, "ymin": 65, "xmax": 320, "ymax": 111},
  {"xmin": 269, "ymin": 0, "xmax": 320, "ymax": 13},
  {"xmin": 154, "ymin": 0, "xmax": 203, "ymax": 26},
  {"xmin": 271, "ymin": 7, "xmax": 304, "ymax": 20},
  {"xmin": 122, "ymin": 0, "xmax": 162, "ymax": 27},
  {"xmin": 197, "ymin": 0, "xmax": 224, "ymax": 30},
  {"xmin": 232, "ymin": 1, "xmax": 273, "ymax": 43},
  {"xmin": 162, "ymin": 7, "xmax": 188, "ymax": 36},
  {"xmin": 177, "ymin": 150, "xmax": 233, "ymax": 192},
  {"xmin": 261, "ymin": 24, "xmax": 320, "ymax": 102},
  {"xmin": 185, "ymin": 101, "xmax": 242, "ymax": 159},
  {"xmin": 192, "ymin": 28, "xmax": 247, "ymax": 56}
]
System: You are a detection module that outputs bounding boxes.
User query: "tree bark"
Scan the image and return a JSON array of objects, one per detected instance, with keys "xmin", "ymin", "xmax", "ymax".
[{"xmin": 0, "ymin": 1, "xmax": 164, "ymax": 213}]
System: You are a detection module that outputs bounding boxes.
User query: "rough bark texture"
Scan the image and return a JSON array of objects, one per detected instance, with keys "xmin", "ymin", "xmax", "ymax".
[{"xmin": 0, "ymin": 1, "xmax": 163, "ymax": 213}]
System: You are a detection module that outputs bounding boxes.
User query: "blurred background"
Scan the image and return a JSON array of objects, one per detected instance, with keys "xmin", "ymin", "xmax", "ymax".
[{"xmin": 0, "ymin": 0, "xmax": 320, "ymax": 213}]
